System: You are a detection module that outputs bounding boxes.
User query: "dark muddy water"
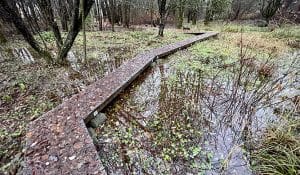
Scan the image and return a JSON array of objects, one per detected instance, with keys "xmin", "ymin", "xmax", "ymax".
[{"xmin": 95, "ymin": 51, "xmax": 299, "ymax": 175}]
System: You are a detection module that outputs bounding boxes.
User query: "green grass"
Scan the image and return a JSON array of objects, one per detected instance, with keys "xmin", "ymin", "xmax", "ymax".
[
  {"xmin": 222, "ymin": 24, "xmax": 270, "ymax": 33},
  {"xmin": 251, "ymin": 116, "xmax": 300, "ymax": 175},
  {"xmin": 0, "ymin": 28, "xmax": 190, "ymax": 173},
  {"xmin": 1, "ymin": 22, "xmax": 299, "ymax": 174},
  {"xmin": 190, "ymin": 21, "xmax": 300, "ymax": 41},
  {"xmin": 270, "ymin": 26, "xmax": 300, "ymax": 40}
]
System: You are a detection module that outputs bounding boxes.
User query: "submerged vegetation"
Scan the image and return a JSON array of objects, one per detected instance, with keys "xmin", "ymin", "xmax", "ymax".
[
  {"xmin": 0, "ymin": 29, "xmax": 189, "ymax": 173},
  {"xmin": 1, "ymin": 20, "xmax": 299, "ymax": 174},
  {"xmin": 1, "ymin": 0, "xmax": 299, "ymax": 174},
  {"xmin": 91, "ymin": 23, "xmax": 300, "ymax": 174}
]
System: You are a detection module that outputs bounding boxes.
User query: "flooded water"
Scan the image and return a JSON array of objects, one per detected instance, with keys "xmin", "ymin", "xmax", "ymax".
[
  {"xmin": 72, "ymin": 46, "xmax": 131, "ymax": 77},
  {"xmin": 94, "ymin": 50, "xmax": 299, "ymax": 175},
  {"xmin": 69, "ymin": 30, "xmax": 190, "ymax": 80}
]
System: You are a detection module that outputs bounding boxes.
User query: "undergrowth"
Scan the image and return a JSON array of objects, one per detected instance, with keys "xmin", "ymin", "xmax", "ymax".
[
  {"xmin": 251, "ymin": 115, "xmax": 300, "ymax": 175},
  {"xmin": 0, "ymin": 28, "xmax": 189, "ymax": 174}
]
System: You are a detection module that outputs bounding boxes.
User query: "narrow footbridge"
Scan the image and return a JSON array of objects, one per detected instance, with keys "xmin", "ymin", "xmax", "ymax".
[{"xmin": 24, "ymin": 32, "xmax": 218, "ymax": 174}]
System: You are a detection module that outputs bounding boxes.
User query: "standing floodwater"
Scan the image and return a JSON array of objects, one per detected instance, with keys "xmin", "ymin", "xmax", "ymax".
[{"xmin": 94, "ymin": 49, "xmax": 299, "ymax": 175}]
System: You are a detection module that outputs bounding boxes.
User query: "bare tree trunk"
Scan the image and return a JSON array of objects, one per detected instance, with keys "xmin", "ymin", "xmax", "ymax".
[
  {"xmin": 81, "ymin": 0, "xmax": 87, "ymax": 64},
  {"xmin": 176, "ymin": 0, "xmax": 185, "ymax": 29},
  {"xmin": 58, "ymin": 1, "xmax": 69, "ymax": 31},
  {"xmin": 38, "ymin": 0, "xmax": 63, "ymax": 49},
  {"xmin": 57, "ymin": 0, "xmax": 94, "ymax": 63},
  {"xmin": 0, "ymin": 0, "xmax": 52, "ymax": 61},
  {"xmin": 204, "ymin": 0, "xmax": 213, "ymax": 25},
  {"xmin": 95, "ymin": 0, "xmax": 103, "ymax": 31},
  {"xmin": 150, "ymin": 0, "xmax": 155, "ymax": 26},
  {"xmin": 103, "ymin": 0, "xmax": 111, "ymax": 23},
  {"xmin": 192, "ymin": 11, "xmax": 197, "ymax": 25},
  {"xmin": 99, "ymin": 11, "xmax": 103, "ymax": 31},
  {"xmin": 158, "ymin": 0, "xmax": 167, "ymax": 37},
  {"xmin": 126, "ymin": 0, "xmax": 130, "ymax": 28},
  {"xmin": 122, "ymin": 0, "xmax": 130, "ymax": 28},
  {"xmin": 110, "ymin": 0, "xmax": 115, "ymax": 32}
]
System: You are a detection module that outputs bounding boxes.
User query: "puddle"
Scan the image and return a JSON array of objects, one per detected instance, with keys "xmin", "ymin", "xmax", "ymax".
[
  {"xmin": 72, "ymin": 46, "xmax": 131, "ymax": 76},
  {"xmin": 94, "ymin": 50, "xmax": 299, "ymax": 175}
]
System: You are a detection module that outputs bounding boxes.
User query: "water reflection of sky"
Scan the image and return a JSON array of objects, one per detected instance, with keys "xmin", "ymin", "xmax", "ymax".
[{"xmin": 97, "ymin": 51, "xmax": 299, "ymax": 175}]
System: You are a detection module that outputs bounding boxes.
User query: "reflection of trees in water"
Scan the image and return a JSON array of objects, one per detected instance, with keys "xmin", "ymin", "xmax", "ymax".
[
  {"xmin": 73, "ymin": 47, "xmax": 130, "ymax": 80},
  {"xmin": 97, "ymin": 53, "xmax": 297, "ymax": 174},
  {"xmin": 98, "ymin": 66, "xmax": 212, "ymax": 174}
]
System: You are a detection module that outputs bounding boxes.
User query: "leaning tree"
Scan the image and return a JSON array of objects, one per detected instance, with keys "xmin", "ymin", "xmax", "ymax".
[{"xmin": 0, "ymin": 0, "xmax": 94, "ymax": 64}]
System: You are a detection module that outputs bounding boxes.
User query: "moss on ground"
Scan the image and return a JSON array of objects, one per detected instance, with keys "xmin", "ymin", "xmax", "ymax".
[
  {"xmin": 0, "ymin": 22, "xmax": 299, "ymax": 174},
  {"xmin": 0, "ymin": 28, "xmax": 189, "ymax": 173},
  {"xmin": 93, "ymin": 23, "xmax": 299, "ymax": 174}
]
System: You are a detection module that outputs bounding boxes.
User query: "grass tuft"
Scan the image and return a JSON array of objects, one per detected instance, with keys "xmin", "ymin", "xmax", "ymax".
[
  {"xmin": 271, "ymin": 26, "xmax": 300, "ymax": 40},
  {"xmin": 251, "ymin": 117, "xmax": 300, "ymax": 175}
]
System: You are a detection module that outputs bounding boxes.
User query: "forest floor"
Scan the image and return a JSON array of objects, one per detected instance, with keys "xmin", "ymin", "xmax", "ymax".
[
  {"xmin": 0, "ymin": 22, "xmax": 300, "ymax": 174},
  {"xmin": 0, "ymin": 28, "xmax": 190, "ymax": 173},
  {"xmin": 94, "ymin": 23, "xmax": 299, "ymax": 174}
]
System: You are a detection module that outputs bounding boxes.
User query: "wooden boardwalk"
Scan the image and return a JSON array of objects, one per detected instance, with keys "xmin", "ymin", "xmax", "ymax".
[{"xmin": 24, "ymin": 32, "xmax": 218, "ymax": 175}]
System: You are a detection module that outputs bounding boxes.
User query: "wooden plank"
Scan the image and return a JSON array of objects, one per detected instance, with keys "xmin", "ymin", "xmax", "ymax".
[{"xmin": 23, "ymin": 32, "xmax": 218, "ymax": 175}]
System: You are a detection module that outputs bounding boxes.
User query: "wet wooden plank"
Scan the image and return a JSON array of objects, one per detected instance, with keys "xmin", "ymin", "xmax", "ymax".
[{"xmin": 24, "ymin": 32, "xmax": 218, "ymax": 175}]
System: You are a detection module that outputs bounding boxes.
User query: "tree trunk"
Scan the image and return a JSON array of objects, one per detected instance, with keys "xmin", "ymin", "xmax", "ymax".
[
  {"xmin": 122, "ymin": 0, "xmax": 130, "ymax": 28},
  {"xmin": 192, "ymin": 11, "xmax": 197, "ymax": 25},
  {"xmin": 57, "ymin": 0, "xmax": 94, "ymax": 63},
  {"xmin": 103, "ymin": 0, "xmax": 111, "ymax": 23},
  {"xmin": 204, "ymin": 4, "xmax": 213, "ymax": 25},
  {"xmin": 81, "ymin": 0, "xmax": 87, "ymax": 64},
  {"xmin": 0, "ymin": 0, "xmax": 52, "ymax": 61},
  {"xmin": 158, "ymin": 23, "xmax": 165, "ymax": 37},
  {"xmin": 59, "ymin": 1, "xmax": 69, "ymax": 31},
  {"xmin": 109, "ymin": 0, "xmax": 115, "ymax": 32},
  {"xmin": 99, "ymin": 12, "xmax": 103, "ymax": 31},
  {"xmin": 150, "ymin": 0, "xmax": 154, "ymax": 25},
  {"xmin": 95, "ymin": 0, "xmax": 103, "ymax": 31},
  {"xmin": 38, "ymin": 0, "xmax": 63, "ymax": 49},
  {"xmin": 176, "ymin": 0, "xmax": 184, "ymax": 29},
  {"xmin": 187, "ymin": 11, "xmax": 191, "ymax": 23},
  {"xmin": 158, "ymin": 0, "xmax": 167, "ymax": 37}
]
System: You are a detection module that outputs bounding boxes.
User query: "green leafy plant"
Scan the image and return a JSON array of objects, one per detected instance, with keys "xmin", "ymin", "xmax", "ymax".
[{"xmin": 40, "ymin": 31, "xmax": 56, "ymax": 42}]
